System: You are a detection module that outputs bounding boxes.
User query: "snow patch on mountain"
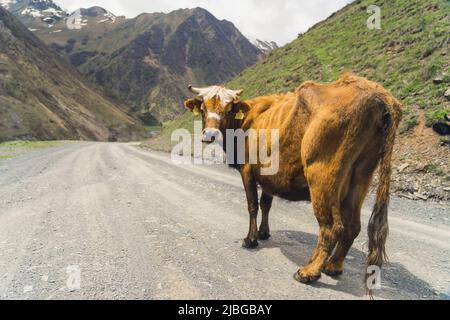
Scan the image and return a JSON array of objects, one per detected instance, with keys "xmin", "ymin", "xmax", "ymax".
[
  {"xmin": 0, "ymin": 0, "xmax": 16, "ymax": 9},
  {"xmin": 22, "ymin": 6, "xmax": 42, "ymax": 17},
  {"xmin": 1, "ymin": 0, "xmax": 67, "ymax": 26},
  {"xmin": 1, "ymin": 1, "xmax": 118, "ymax": 30},
  {"xmin": 247, "ymin": 36, "xmax": 279, "ymax": 53}
]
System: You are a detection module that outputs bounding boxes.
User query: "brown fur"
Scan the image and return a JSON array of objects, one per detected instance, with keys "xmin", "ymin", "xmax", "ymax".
[{"xmin": 185, "ymin": 74, "xmax": 402, "ymax": 292}]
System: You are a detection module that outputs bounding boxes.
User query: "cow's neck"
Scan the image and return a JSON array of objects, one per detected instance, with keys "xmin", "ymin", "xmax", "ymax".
[{"xmin": 219, "ymin": 101, "xmax": 254, "ymax": 170}]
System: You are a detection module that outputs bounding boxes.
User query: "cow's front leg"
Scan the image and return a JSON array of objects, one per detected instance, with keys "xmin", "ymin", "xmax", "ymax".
[
  {"xmin": 258, "ymin": 191, "xmax": 273, "ymax": 240},
  {"xmin": 240, "ymin": 166, "xmax": 259, "ymax": 249}
]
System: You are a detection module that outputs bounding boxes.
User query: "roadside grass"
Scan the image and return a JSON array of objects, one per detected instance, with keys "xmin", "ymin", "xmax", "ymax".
[
  {"xmin": 0, "ymin": 141, "xmax": 64, "ymax": 161},
  {"xmin": 142, "ymin": 113, "xmax": 195, "ymax": 152},
  {"xmin": 0, "ymin": 141, "xmax": 63, "ymax": 149}
]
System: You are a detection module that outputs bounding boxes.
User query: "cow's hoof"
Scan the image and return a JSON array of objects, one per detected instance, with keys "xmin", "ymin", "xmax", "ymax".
[
  {"xmin": 258, "ymin": 231, "xmax": 271, "ymax": 241},
  {"xmin": 293, "ymin": 270, "xmax": 321, "ymax": 284},
  {"xmin": 242, "ymin": 238, "xmax": 259, "ymax": 249},
  {"xmin": 322, "ymin": 261, "xmax": 344, "ymax": 277},
  {"xmin": 322, "ymin": 269, "xmax": 343, "ymax": 277}
]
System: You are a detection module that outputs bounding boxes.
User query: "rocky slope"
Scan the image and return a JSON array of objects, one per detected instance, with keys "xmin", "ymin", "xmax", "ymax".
[{"xmin": 0, "ymin": 6, "xmax": 147, "ymax": 141}]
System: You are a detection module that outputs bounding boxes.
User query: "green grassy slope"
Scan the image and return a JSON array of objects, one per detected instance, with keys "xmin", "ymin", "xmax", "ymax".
[
  {"xmin": 228, "ymin": 0, "xmax": 449, "ymax": 127},
  {"xmin": 143, "ymin": 114, "xmax": 196, "ymax": 152}
]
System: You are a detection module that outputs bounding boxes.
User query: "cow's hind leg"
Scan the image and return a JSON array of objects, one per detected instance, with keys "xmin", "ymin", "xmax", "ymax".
[
  {"xmin": 294, "ymin": 182, "xmax": 344, "ymax": 283},
  {"xmin": 321, "ymin": 187, "xmax": 363, "ymax": 277},
  {"xmin": 258, "ymin": 191, "xmax": 273, "ymax": 240},
  {"xmin": 322, "ymin": 146, "xmax": 380, "ymax": 276}
]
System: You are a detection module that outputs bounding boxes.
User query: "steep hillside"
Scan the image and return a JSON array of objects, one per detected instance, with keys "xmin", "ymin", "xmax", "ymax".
[
  {"xmin": 1, "ymin": 1, "xmax": 265, "ymax": 124},
  {"xmin": 0, "ymin": 6, "xmax": 147, "ymax": 142},
  {"xmin": 229, "ymin": 0, "xmax": 449, "ymax": 128}
]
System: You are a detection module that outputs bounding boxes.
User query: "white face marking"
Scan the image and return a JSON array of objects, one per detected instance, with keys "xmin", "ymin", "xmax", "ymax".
[{"xmin": 207, "ymin": 112, "xmax": 221, "ymax": 121}]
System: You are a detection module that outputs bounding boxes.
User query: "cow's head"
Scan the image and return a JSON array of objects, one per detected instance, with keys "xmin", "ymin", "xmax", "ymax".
[
  {"xmin": 432, "ymin": 114, "xmax": 450, "ymax": 136},
  {"xmin": 184, "ymin": 85, "xmax": 245, "ymax": 143}
]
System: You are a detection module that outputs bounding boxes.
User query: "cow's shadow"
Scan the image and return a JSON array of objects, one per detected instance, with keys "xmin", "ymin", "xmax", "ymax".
[{"xmin": 257, "ymin": 230, "xmax": 446, "ymax": 300}]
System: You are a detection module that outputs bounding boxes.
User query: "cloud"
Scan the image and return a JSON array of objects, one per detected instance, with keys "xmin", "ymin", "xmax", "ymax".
[{"xmin": 57, "ymin": 0, "xmax": 354, "ymax": 45}]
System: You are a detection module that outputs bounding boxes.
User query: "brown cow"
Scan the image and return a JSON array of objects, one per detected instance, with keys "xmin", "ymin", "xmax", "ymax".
[{"xmin": 184, "ymin": 74, "xmax": 402, "ymax": 290}]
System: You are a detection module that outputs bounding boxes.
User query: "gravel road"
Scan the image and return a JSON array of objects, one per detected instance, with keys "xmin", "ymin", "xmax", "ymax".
[{"xmin": 0, "ymin": 142, "xmax": 448, "ymax": 300}]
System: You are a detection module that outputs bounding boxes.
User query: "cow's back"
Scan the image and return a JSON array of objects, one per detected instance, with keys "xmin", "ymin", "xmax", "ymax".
[{"xmin": 239, "ymin": 74, "xmax": 400, "ymax": 201}]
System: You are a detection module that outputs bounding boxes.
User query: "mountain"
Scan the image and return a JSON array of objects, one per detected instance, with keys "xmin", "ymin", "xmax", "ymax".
[
  {"xmin": 247, "ymin": 37, "xmax": 278, "ymax": 53},
  {"xmin": 229, "ymin": 0, "xmax": 449, "ymax": 128},
  {"xmin": 80, "ymin": 7, "xmax": 261, "ymax": 123},
  {"xmin": 0, "ymin": 6, "xmax": 147, "ymax": 142},
  {"xmin": 0, "ymin": 0, "xmax": 66, "ymax": 29},
  {"xmin": 1, "ymin": 1, "xmax": 264, "ymax": 124}
]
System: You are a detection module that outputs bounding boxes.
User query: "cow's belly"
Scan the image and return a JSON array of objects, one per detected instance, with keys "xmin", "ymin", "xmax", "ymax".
[{"xmin": 253, "ymin": 162, "xmax": 311, "ymax": 202}]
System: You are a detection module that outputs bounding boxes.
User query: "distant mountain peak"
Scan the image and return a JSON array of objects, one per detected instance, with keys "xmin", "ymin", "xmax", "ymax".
[
  {"xmin": 247, "ymin": 36, "xmax": 279, "ymax": 53},
  {"xmin": 80, "ymin": 6, "xmax": 107, "ymax": 16},
  {"xmin": 0, "ymin": 0, "xmax": 15, "ymax": 9},
  {"xmin": 0, "ymin": 1, "xmax": 120, "ymax": 30},
  {"xmin": 76, "ymin": 6, "xmax": 116, "ymax": 25},
  {"xmin": 79, "ymin": 6, "xmax": 115, "ymax": 20},
  {"xmin": 1, "ymin": 0, "xmax": 66, "ymax": 26}
]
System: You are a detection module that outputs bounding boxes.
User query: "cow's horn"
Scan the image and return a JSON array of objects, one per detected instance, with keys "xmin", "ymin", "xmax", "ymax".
[
  {"xmin": 445, "ymin": 114, "xmax": 450, "ymax": 122},
  {"xmin": 188, "ymin": 85, "xmax": 201, "ymax": 95}
]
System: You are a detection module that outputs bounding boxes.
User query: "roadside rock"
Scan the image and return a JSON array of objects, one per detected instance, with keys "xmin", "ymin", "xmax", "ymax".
[
  {"xmin": 445, "ymin": 88, "xmax": 450, "ymax": 101},
  {"xmin": 388, "ymin": 128, "xmax": 450, "ymax": 202},
  {"xmin": 433, "ymin": 77, "xmax": 443, "ymax": 84}
]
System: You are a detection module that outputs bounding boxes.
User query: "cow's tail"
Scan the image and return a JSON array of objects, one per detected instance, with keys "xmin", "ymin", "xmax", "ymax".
[{"xmin": 366, "ymin": 96, "xmax": 402, "ymax": 296}]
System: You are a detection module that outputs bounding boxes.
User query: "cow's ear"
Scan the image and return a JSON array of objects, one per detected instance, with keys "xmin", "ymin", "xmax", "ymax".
[
  {"xmin": 232, "ymin": 101, "xmax": 251, "ymax": 120},
  {"xmin": 184, "ymin": 98, "xmax": 202, "ymax": 113},
  {"xmin": 232, "ymin": 101, "xmax": 250, "ymax": 114}
]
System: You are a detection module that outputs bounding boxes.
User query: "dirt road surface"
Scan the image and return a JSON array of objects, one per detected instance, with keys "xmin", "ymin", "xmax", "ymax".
[{"xmin": 0, "ymin": 142, "xmax": 449, "ymax": 300}]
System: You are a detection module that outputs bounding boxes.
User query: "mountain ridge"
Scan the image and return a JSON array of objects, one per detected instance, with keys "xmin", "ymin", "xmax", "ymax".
[{"xmin": 0, "ymin": 6, "xmax": 147, "ymax": 141}]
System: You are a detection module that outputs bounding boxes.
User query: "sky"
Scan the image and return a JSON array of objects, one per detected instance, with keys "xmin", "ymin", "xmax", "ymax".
[{"xmin": 57, "ymin": 0, "xmax": 354, "ymax": 45}]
